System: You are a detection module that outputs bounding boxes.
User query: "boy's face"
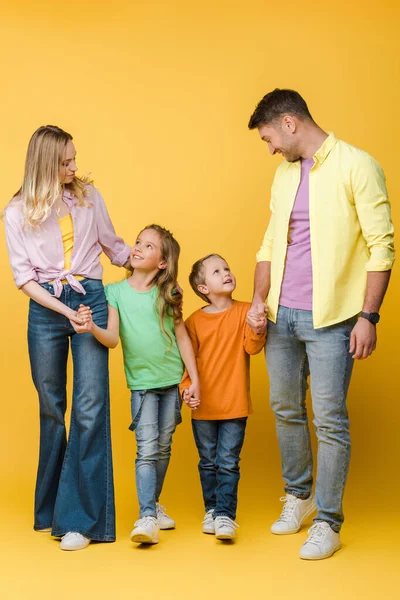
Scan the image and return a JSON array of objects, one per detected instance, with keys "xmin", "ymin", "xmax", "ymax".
[{"xmin": 198, "ymin": 256, "xmax": 236, "ymax": 299}]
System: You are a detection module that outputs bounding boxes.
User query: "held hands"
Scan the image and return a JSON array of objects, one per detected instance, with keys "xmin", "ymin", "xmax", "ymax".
[
  {"xmin": 349, "ymin": 318, "xmax": 377, "ymax": 360},
  {"xmin": 247, "ymin": 302, "xmax": 268, "ymax": 335},
  {"xmin": 71, "ymin": 304, "xmax": 94, "ymax": 334},
  {"xmin": 182, "ymin": 383, "xmax": 200, "ymax": 411}
]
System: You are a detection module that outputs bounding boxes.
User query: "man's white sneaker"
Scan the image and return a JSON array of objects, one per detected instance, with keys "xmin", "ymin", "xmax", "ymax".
[
  {"xmin": 300, "ymin": 522, "xmax": 341, "ymax": 560},
  {"xmin": 156, "ymin": 503, "xmax": 176, "ymax": 530},
  {"xmin": 214, "ymin": 516, "xmax": 239, "ymax": 540},
  {"xmin": 202, "ymin": 509, "xmax": 215, "ymax": 535},
  {"xmin": 60, "ymin": 532, "xmax": 91, "ymax": 551},
  {"xmin": 130, "ymin": 516, "xmax": 159, "ymax": 544},
  {"xmin": 271, "ymin": 493, "xmax": 316, "ymax": 535}
]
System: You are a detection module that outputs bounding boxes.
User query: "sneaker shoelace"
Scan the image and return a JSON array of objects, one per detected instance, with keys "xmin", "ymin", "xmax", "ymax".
[
  {"xmin": 156, "ymin": 503, "xmax": 168, "ymax": 519},
  {"xmin": 134, "ymin": 516, "xmax": 158, "ymax": 530},
  {"xmin": 306, "ymin": 522, "xmax": 330, "ymax": 544},
  {"xmin": 278, "ymin": 495, "xmax": 299, "ymax": 522},
  {"xmin": 216, "ymin": 516, "xmax": 239, "ymax": 529}
]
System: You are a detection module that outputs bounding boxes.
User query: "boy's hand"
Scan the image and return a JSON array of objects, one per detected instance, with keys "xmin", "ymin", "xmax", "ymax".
[
  {"xmin": 247, "ymin": 310, "xmax": 267, "ymax": 335},
  {"xmin": 72, "ymin": 304, "xmax": 94, "ymax": 334},
  {"xmin": 182, "ymin": 384, "xmax": 200, "ymax": 410}
]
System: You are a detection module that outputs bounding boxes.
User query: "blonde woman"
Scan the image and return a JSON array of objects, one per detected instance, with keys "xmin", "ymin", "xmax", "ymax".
[{"xmin": 3, "ymin": 125, "xmax": 131, "ymax": 551}]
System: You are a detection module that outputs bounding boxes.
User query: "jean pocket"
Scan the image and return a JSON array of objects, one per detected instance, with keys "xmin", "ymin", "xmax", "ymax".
[{"xmin": 129, "ymin": 390, "xmax": 146, "ymax": 431}]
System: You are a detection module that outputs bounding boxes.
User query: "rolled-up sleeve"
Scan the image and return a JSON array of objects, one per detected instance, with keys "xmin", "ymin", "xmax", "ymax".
[
  {"xmin": 256, "ymin": 170, "xmax": 280, "ymax": 263},
  {"xmin": 93, "ymin": 188, "xmax": 131, "ymax": 267},
  {"xmin": 352, "ymin": 154, "xmax": 395, "ymax": 271},
  {"xmin": 4, "ymin": 207, "xmax": 39, "ymax": 288}
]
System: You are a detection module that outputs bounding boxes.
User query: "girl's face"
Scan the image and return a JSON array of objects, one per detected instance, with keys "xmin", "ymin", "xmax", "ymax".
[
  {"xmin": 130, "ymin": 229, "xmax": 167, "ymax": 271},
  {"xmin": 59, "ymin": 140, "xmax": 78, "ymax": 184}
]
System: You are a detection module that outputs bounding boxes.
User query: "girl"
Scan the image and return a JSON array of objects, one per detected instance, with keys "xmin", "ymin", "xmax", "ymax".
[
  {"xmin": 76, "ymin": 224, "xmax": 200, "ymax": 545},
  {"xmin": 3, "ymin": 125, "xmax": 131, "ymax": 550}
]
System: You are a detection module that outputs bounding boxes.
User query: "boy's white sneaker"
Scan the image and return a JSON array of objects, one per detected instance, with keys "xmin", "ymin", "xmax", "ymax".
[
  {"xmin": 60, "ymin": 532, "xmax": 91, "ymax": 551},
  {"xmin": 300, "ymin": 522, "xmax": 341, "ymax": 560},
  {"xmin": 130, "ymin": 516, "xmax": 159, "ymax": 544},
  {"xmin": 271, "ymin": 493, "xmax": 316, "ymax": 535},
  {"xmin": 202, "ymin": 509, "xmax": 215, "ymax": 534},
  {"xmin": 156, "ymin": 503, "xmax": 176, "ymax": 530},
  {"xmin": 214, "ymin": 516, "xmax": 239, "ymax": 540}
]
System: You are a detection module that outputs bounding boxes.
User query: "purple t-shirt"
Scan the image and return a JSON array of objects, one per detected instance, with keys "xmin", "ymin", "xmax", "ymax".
[{"xmin": 279, "ymin": 158, "xmax": 314, "ymax": 310}]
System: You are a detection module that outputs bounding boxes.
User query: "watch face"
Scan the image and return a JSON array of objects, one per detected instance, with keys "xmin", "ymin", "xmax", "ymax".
[{"xmin": 362, "ymin": 312, "xmax": 380, "ymax": 324}]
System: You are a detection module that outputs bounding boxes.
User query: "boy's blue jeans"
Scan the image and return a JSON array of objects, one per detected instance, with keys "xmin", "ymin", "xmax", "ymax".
[
  {"xmin": 130, "ymin": 385, "xmax": 182, "ymax": 518},
  {"xmin": 28, "ymin": 278, "xmax": 115, "ymax": 541},
  {"xmin": 266, "ymin": 305, "xmax": 357, "ymax": 532},
  {"xmin": 192, "ymin": 418, "xmax": 247, "ymax": 520}
]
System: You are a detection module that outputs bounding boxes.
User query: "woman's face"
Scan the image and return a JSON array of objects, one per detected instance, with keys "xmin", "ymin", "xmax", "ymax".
[{"xmin": 59, "ymin": 140, "xmax": 78, "ymax": 184}]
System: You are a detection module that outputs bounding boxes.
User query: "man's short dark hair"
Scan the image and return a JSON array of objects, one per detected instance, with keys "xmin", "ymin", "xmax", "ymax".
[{"xmin": 248, "ymin": 88, "xmax": 313, "ymax": 129}]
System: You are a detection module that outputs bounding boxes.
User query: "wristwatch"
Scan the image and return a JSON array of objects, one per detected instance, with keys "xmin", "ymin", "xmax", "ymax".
[{"xmin": 360, "ymin": 311, "xmax": 380, "ymax": 325}]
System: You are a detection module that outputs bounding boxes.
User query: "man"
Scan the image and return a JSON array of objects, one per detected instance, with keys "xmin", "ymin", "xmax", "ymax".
[{"xmin": 248, "ymin": 88, "xmax": 394, "ymax": 560}]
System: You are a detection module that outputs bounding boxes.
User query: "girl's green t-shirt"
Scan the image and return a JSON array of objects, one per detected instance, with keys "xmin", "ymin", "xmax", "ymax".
[{"xmin": 105, "ymin": 280, "xmax": 183, "ymax": 390}]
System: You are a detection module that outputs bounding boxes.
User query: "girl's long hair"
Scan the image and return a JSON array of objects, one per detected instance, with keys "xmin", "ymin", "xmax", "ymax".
[
  {"xmin": 9, "ymin": 125, "xmax": 92, "ymax": 228},
  {"xmin": 142, "ymin": 224, "xmax": 182, "ymax": 344}
]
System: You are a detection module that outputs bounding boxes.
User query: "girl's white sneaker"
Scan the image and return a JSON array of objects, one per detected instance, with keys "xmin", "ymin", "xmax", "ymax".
[{"xmin": 130, "ymin": 516, "xmax": 159, "ymax": 544}]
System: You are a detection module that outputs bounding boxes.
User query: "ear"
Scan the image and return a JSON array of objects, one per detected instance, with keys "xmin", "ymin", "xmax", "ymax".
[
  {"xmin": 158, "ymin": 259, "xmax": 167, "ymax": 270},
  {"xmin": 281, "ymin": 115, "xmax": 297, "ymax": 134},
  {"xmin": 197, "ymin": 284, "xmax": 209, "ymax": 296}
]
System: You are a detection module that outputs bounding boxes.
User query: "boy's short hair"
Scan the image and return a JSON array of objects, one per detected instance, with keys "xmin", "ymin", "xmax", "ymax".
[{"xmin": 189, "ymin": 253, "xmax": 226, "ymax": 304}]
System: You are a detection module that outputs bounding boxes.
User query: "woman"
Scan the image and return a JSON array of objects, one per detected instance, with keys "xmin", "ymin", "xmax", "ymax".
[{"xmin": 4, "ymin": 125, "xmax": 131, "ymax": 550}]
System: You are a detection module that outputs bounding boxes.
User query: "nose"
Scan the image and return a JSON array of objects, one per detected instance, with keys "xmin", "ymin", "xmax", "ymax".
[
  {"xmin": 71, "ymin": 161, "xmax": 78, "ymax": 172},
  {"xmin": 268, "ymin": 143, "xmax": 275, "ymax": 155}
]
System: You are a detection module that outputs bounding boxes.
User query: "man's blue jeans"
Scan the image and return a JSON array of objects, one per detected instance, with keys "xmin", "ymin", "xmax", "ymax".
[
  {"xmin": 266, "ymin": 306, "xmax": 357, "ymax": 532},
  {"xmin": 129, "ymin": 385, "xmax": 182, "ymax": 518},
  {"xmin": 28, "ymin": 278, "xmax": 115, "ymax": 541},
  {"xmin": 192, "ymin": 418, "xmax": 247, "ymax": 520}
]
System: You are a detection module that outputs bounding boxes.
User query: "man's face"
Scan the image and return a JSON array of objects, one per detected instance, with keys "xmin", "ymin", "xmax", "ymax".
[{"xmin": 258, "ymin": 120, "xmax": 301, "ymax": 163}]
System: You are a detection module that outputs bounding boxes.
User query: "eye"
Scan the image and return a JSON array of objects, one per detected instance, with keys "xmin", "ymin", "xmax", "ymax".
[
  {"xmin": 213, "ymin": 269, "xmax": 219, "ymax": 274},
  {"xmin": 147, "ymin": 244, "xmax": 152, "ymax": 249}
]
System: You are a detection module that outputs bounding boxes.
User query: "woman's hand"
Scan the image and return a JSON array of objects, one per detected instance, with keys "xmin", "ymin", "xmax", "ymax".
[{"xmin": 70, "ymin": 304, "xmax": 93, "ymax": 333}]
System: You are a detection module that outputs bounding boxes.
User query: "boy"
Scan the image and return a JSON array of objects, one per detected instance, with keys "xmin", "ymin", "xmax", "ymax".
[{"xmin": 181, "ymin": 254, "xmax": 266, "ymax": 540}]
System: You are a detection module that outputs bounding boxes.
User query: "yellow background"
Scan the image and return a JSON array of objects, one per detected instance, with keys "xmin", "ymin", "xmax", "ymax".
[{"xmin": 0, "ymin": 1, "xmax": 399, "ymax": 598}]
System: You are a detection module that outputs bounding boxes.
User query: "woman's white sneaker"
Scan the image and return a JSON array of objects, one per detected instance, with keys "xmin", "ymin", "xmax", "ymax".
[
  {"xmin": 300, "ymin": 522, "xmax": 341, "ymax": 560},
  {"xmin": 156, "ymin": 503, "xmax": 176, "ymax": 530},
  {"xmin": 214, "ymin": 516, "xmax": 239, "ymax": 540},
  {"xmin": 130, "ymin": 516, "xmax": 159, "ymax": 544},
  {"xmin": 271, "ymin": 493, "xmax": 316, "ymax": 534},
  {"xmin": 202, "ymin": 510, "xmax": 215, "ymax": 534},
  {"xmin": 60, "ymin": 532, "xmax": 91, "ymax": 551}
]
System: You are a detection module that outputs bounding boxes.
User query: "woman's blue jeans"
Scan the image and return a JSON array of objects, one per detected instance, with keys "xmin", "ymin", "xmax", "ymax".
[{"xmin": 28, "ymin": 278, "xmax": 115, "ymax": 541}]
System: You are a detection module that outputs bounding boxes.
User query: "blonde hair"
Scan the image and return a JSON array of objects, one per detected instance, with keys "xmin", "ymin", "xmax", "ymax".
[
  {"xmin": 141, "ymin": 224, "xmax": 182, "ymax": 344},
  {"xmin": 189, "ymin": 254, "xmax": 225, "ymax": 303},
  {"xmin": 11, "ymin": 125, "xmax": 92, "ymax": 228}
]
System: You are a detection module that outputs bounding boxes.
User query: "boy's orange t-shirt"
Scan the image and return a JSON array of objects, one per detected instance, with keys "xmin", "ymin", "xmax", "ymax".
[{"xmin": 180, "ymin": 301, "xmax": 266, "ymax": 420}]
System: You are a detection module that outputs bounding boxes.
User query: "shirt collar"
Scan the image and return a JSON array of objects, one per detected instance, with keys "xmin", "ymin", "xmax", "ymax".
[
  {"xmin": 62, "ymin": 187, "xmax": 77, "ymax": 207},
  {"xmin": 313, "ymin": 131, "xmax": 338, "ymax": 165}
]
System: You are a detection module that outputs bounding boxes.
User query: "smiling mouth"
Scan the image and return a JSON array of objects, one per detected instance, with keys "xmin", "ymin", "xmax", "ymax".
[
  {"xmin": 223, "ymin": 279, "xmax": 233, "ymax": 284},
  {"xmin": 132, "ymin": 255, "xmax": 143, "ymax": 260}
]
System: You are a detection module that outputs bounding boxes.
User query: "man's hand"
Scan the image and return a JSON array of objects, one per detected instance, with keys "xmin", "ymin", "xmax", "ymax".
[
  {"xmin": 349, "ymin": 318, "xmax": 377, "ymax": 359},
  {"xmin": 247, "ymin": 302, "xmax": 268, "ymax": 335}
]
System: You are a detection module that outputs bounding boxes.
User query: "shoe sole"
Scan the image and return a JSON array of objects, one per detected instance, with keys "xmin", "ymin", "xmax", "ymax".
[
  {"xmin": 159, "ymin": 524, "xmax": 176, "ymax": 530},
  {"xmin": 216, "ymin": 534, "xmax": 235, "ymax": 540},
  {"xmin": 300, "ymin": 542, "xmax": 341, "ymax": 560},
  {"xmin": 130, "ymin": 533, "xmax": 159, "ymax": 544},
  {"xmin": 271, "ymin": 502, "xmax": 317, "ymax": 535},
  {"xmin": 202, "ymin": 529, "xmax": 215, "ymax": 535}
]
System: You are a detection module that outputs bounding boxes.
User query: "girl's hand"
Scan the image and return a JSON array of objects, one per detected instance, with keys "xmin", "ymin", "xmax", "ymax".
[
  {"xmin": 71, "ymin": 304, "xmax": 94, "ymax": 334},
  {"xmin": 182, "ymin": 384, "xmax": 200, "ymax": 410}
]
